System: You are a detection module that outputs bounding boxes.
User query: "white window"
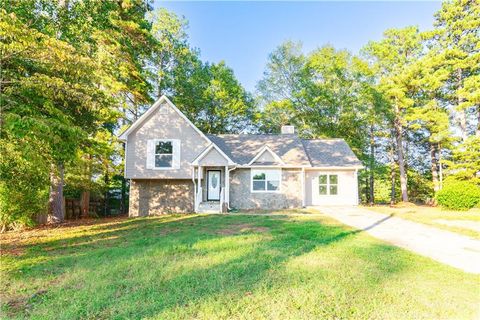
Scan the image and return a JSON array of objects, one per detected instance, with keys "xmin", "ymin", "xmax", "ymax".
[
  {"xmin": 319, "ymin": 174, "xmax": 338, "ymax": 195},
  {"xmin": 155, "ymin": 141, "xmax": 173, "ymax": 167},
  {"xmin": 146, "ymin": 139, "xmax": 180, "ymax": 170},
  {"xmin": 251, "ymin": 169, "xmax": 281, "ymax": 192}
]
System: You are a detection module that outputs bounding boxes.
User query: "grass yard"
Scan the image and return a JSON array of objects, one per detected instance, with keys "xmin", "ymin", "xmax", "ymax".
[
  {"xmin": 367, "ymin": 205, "xmax": 480, "ymax": 239},
  {"xmin": 1, "ymin": 213, "xmax": 479, "ymax": 319}
]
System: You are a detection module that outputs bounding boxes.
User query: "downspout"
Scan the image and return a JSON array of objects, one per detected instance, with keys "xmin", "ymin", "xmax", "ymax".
[
  {"xmin": 301, "ymin": 167, "xmax": 306, "ymax": 207},
  {"xmin": 227, "ymin": 166, "xmax": 237, "ymax": 210},
  {"xmin": 354, "ymin": 169, "xmax": 359, "ymax": 205}
]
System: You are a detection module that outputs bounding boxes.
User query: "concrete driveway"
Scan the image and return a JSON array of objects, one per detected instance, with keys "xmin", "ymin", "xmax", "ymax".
[{"xmin": 313, "ymin": 206, "xmax": 480, "ymax": 274}]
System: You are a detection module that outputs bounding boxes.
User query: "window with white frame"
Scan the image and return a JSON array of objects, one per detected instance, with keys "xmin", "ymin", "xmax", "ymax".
[
  {"xmin": 251, "ymin": 169, "xmax": 281, "ymax": 192},
  {"xmin": 318, "ymin": 174, "xmax": 338, "ymax": 195},
  {"xmin": 155, "ymin": 141, "xmax": 173, "ymax": 167},
  {"xmin": 146, "ymin": 139, "xmax": 180, "ymax": 170}
]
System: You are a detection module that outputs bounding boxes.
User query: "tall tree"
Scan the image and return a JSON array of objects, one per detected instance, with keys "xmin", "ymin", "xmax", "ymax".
[
  {"xmin": 363, "ymin": 27, "xmax": 423, "ymax": 202},
  {"xmin": 434, "ymin": 0, "xmax": 480, "ymax": 142}
]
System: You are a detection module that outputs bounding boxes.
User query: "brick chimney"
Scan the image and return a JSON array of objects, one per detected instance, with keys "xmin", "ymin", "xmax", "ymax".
[{"xmin": 281, "ymin": 125, "xmax": 295, "ymax": 134}]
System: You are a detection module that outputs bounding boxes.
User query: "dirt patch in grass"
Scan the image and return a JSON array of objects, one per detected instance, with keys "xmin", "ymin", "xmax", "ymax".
[
  {"xmin": 3, "ymin": 289, "xmax": 47, "ymax": 317},
  {"xmin": 212, "ymin": 223, "xmax": 270, "ymax": 235}
]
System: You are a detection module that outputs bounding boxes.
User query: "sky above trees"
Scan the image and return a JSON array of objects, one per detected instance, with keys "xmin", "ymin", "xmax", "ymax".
[{"xmin": 158, "ymin": 1, "xmax": 442, "ymax": 91}]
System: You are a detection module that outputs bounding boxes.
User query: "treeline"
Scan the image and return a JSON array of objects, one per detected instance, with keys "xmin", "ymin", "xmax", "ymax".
[
  {"xmin": 0, "ymin": 0, "xmax": 478, "ymax": 230},
  {"xmin": 256, "ymin": 0, "xmax": 479, "ymax": 207},
  {"xmin": 0, "ymin": 1, "xmax": 255, "ymax": 230}
]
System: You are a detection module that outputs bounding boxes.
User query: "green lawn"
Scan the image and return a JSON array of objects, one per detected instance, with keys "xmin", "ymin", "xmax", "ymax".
[
  {"xmin": 366, "ymin": 205, "xmax": 480, "ymax": 239},
  {"xmin": 1, "ymin": 213, "xmax": 479, "ymax": 319}
]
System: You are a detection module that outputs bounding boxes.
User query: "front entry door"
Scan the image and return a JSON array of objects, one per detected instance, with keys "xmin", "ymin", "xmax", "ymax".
[{"xmin": 207, "ymin": 170, "xmax": 221, "ymax": 201}]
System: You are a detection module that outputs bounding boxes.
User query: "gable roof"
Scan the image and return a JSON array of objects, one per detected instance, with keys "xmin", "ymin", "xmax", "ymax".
[
  {"xmin": 118, "ymin": 95, "xmax": 211, "ymax": 143},
  {"xmin": 207, "ymin": 134, "xmax": 311, "ymax": 166},
  {"xmin": 191, "ymin": 143, "xmax": 235, "ymax": 166},
  {"xmin": 248, "ymin": 145, "xmax": 285, "ymax": 165},
  {"xmin": 207, "ymin": 134, "xmax": 362, "ymax": 168},
  {"xmin": 301, "ymin": 139, "xmax": 363, "ymax": 168}
]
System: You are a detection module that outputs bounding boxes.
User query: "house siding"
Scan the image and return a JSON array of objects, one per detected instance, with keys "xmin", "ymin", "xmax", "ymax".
[
  {"xmin": 229, "ymin": 168, "xmax": 302, "ymax": 210},
  {"xmin": 125, "ymin": 102, "xmax": 210, "ymax": 179},
  {"xmin": 198, "ymin": 148, "xmax": 229, "ymax": 166},
  {"xmin": 129, "ymin": 179, "xmax": 194, "ymax": 216}
]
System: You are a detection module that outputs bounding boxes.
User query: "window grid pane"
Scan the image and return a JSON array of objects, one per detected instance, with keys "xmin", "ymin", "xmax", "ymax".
[
  {"xmin": 253, "ymin": 173, "xmax": 266, "ymax": 180},
  {"xmin": 155, "ymin": 154, "xmax": 172, "ymax": 167},
  {"xmin": 267, "ymin": 180, "xmax": 279, "ymax": 191},
  {"xmin": 155, "ymin": 141, "xmax": 172, "ymax": 154},
  {"xmin": 319, "ymin": 175, "xmax": 327, "ymax": 184},
  {"xmin": 319, "ymin": 185, "xmax": 327, "ymax": 195},
  {"xmin": 253, "ymin": 180, "xmax": 266, "ymax": 191},
  {"xmin": 329, "ymin": 175, "xmax": 338, "ymax": 184},
  {"xmin": 330, "ymin": 185, "xmax": 338, "ymax": 195}
]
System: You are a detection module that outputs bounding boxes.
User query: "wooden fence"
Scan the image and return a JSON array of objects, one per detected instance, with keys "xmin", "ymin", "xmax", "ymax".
[
  {"xmin": 65, "ymin": 198, "xmax": 104, "ymax": 219},
  {"xmin": 36, "ymin": 197, "xmax": 124, "ymax": 224}
]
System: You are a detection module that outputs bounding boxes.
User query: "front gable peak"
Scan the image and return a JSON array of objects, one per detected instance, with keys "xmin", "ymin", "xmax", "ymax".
[
  {"xmin": 118, "ymin": 95, "xmax": 210, "ymax": 144},
  {"xmin": 248, "ymin": 146, "xmax": 285, "ymax": 166}
]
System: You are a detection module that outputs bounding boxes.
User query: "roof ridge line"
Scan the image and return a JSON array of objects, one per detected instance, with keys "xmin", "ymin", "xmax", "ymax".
[{"xmin": 300, "ymin": 139, "xmax": 313, "ymax": 166}]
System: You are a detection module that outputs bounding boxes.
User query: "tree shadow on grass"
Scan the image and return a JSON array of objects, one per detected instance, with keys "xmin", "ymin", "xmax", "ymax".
[{"xmin": 2, "ymin": 214, "xmax": 412, "ymax": 319}]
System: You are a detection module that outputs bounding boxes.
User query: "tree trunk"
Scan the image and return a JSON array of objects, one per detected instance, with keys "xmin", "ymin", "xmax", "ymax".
[
  {"xmin": 80, "ymin": 190, "xmax": 90, "ymax": 218},
  {"xmin": 430, "ymin": 142, "xmax": 440, "ymax": 193},
  {"xmin": 457, "ymin": 68, "xmax": 468, "ymax": 142},
  {"xmin": 104, "ymin": 167, "xmax": 109, "ymax": 216},
  {"xmin": 393, "ymin": 106, "xmax": 408, "ymax": 202},
  {"xmin": 389, "ymin": 139, "xmax": 396, "ymax": 206},
  {"xmin": 80, "ymin": 154, "xmax": 92, "ymax": 218},
  {"xmin": 459, "ymin": 110, "xmax": 467, "ymax": 142},
  {"xmin": 48, "ymin": 162, "xmax": 65, "ymax": 223},
  {"xmin": 439, "ymin": 144, "xmax": 443, "ymax": 190},
  {"xmin": 369, "ymin": 124, "xmax": 375, "ymax": 205},
  {"xmin": 364, "ymin": 175, "xmax": 369, "ymax": 204},
  {"xmin": 121, "ymin": 142, "xmax": 127, "ymax": 215},
  {"xmin": 476, "ymin": 105, "xmax": 480, "ymax": 137}
]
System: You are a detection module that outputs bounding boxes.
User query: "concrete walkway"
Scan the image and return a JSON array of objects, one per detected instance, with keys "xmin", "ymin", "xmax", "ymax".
[{"xmin": 313, "ymin": 206, "xmax": 480, "ymax": 274}]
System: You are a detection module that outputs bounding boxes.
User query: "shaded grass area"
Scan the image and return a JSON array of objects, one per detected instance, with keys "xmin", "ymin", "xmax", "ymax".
[
  {"xmin": 1, "ymin": 213, "xmax": 479, "ymax": 319},
  {"xmin": 367, "ymin": 205, "xmax": 480, "ymax": 239}
]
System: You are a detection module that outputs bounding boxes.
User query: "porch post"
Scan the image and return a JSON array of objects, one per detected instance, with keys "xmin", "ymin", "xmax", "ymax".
[
  {"xmin": 354, "ymin": 169, "xmax": 359, "ymax": 205},
  {"xmin": 301, "ymin": 167, "xmax": 306, "ymax": 207},
  {"xmin": 192, "ymin": 166, "xmax": 197, "ymax": 212},
  {"xmin": 225, "ymin": 165, "xmax": 229, "ymax": 206},
  {"xmin": 197, "ymin": 166, "xmax": 202, "ymax": 204}
]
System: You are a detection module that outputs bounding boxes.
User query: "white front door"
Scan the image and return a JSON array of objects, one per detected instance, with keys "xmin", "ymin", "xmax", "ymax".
[{"xmin": 207, "ymin": 170, "xmax": 221, "ymax": 201}]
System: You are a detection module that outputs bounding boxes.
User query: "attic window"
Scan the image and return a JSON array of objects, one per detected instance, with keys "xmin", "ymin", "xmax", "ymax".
[{"xmin": 155, "ymin": 141, "xmax": 173, "ymax": 167}]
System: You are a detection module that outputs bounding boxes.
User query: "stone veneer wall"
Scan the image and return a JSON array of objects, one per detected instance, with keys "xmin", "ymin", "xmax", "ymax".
[
  {"xmin": 129, "ymin": 179, "xmax": 194, "ymax": 216},
  {"xmin": 229, "ymin": 168, "xmax": 302, "ymax": 210}
]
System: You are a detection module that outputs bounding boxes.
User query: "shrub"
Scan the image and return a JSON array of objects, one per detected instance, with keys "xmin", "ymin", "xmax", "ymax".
[{"xmin": 436, "ymin": 180, "xmax": 480, "ymax": 210}]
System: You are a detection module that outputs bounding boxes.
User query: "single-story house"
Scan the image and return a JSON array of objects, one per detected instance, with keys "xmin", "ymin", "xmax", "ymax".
[{"xmin": 119, "ymin": 95, "xmax": 363, "ymax": 215}]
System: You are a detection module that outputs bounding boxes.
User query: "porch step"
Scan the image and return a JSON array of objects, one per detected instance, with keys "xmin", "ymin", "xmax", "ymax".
[{"xmin": 198, "ymin": 201, "xmax": 221, "ymax": 213}]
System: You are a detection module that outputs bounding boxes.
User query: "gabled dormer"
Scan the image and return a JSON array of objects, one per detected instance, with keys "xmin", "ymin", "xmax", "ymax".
[{"xmin": 248, "ymin": 145, "xmax": 285, "ymax": 166}]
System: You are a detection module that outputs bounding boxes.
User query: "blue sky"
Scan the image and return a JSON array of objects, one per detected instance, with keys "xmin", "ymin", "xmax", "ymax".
[{"xmin": 155, "ymin": 1, "xmax": 442, "ymax": 92}]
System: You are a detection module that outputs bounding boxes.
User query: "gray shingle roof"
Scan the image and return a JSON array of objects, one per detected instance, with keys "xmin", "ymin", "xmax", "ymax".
[
  {"xmin": 207, "ymin": 134, "xmax": 362, "ymax": 167},
  {"xmin": 301, "ymin": 139, "xmax": 363, "ymax": 167}
]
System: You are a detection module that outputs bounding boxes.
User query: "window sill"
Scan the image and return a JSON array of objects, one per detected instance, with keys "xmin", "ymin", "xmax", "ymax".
[{"xmin": 251, "ymin": 190, "xmax": 281, "ymax": 194}]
